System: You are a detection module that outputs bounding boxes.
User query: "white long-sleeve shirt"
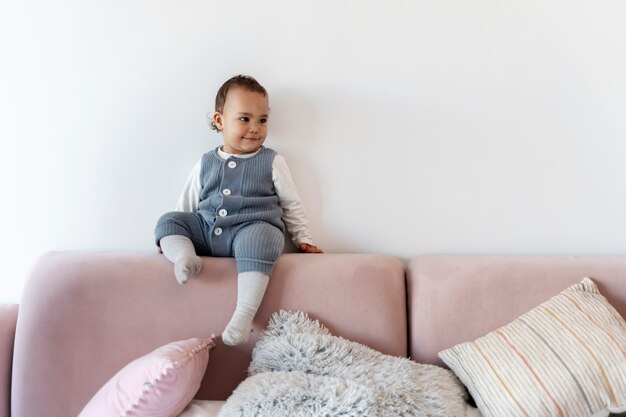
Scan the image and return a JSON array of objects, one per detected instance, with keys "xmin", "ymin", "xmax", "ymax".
[{"xmin": 176, "ymin": 147, "xmax": 314, "ymax": 246}]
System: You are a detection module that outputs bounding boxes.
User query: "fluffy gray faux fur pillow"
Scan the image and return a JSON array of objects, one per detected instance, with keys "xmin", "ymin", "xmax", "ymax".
[{"xmin": 218, "ymin": 311, "xmax": 467, "ymax": 417}]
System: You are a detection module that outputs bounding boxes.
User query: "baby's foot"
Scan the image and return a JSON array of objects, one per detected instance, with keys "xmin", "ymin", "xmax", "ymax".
[
  {"xmin": 174, "ymin": 255, "xmax": 202, "ymax": 284},
  {"xmin": 221, "ymin": 313, "xmax": 253, "ymax": 346}
]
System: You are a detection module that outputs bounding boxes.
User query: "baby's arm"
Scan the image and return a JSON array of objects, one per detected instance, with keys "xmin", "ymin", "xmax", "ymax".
[
  {"xmin": 175, "ymin": 159, "xmax": 202, "ymax": 212},
  {"xmin": 273, "ymin": 155, "xmax": 323, "ymax": 253}
]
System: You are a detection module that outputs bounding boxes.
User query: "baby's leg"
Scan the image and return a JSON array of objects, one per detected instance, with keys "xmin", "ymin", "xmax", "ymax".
[
  {"xmin": 160, "ymin": 235, "xmax": 202, "ymax": 284},
  {"xmin": 222, "ymin": 271, "xmax": 269, "ymax": 346},
  {"xmin": 155, "ymin": 212, "xmax": 208, "ymax": 284},
  {"xmin": 222, "ymin": 223, "xmax": 284, "ymax": 346}
]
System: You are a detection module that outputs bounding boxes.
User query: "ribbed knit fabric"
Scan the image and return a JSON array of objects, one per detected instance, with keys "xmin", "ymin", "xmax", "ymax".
[
  {"xmin": 222, "ymin": 271, "xmax": 270, "ymax": 346},
  {"xmin": 154, "ymin": 146, "xmax": 285, "ymax": 275},
  {"xmin": 232, "ymin": 222, "xmax": 284, "ymax": 275},
  {"xmin": 198, "ymin": 147, "xmax": 285, "ymax": 255}
]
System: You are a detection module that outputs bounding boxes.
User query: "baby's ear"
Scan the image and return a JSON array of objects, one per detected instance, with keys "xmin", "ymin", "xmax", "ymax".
[{"xmin": 212, "ymin": 112, "xmax": 223, "ymax": 130}]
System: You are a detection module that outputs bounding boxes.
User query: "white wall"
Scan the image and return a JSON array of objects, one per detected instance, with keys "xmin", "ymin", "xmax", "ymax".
[{"xmin": 1, "ymin": 0, "xmax": 625, "ymax": 303}]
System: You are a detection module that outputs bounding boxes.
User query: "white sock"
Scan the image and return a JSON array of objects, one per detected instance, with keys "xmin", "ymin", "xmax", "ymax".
[
  {"xmin": 160, "ymin": 235, "xmax": 203, "ymax": 284},
  {"xmin": 222, "ymin": 271, "xmax": 269, "ymax": 346}
]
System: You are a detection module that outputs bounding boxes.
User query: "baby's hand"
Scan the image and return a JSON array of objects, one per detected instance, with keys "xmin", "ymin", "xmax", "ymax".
[{"xmin": 298, "ymin": 243, "xmax": 324, "ymax": 254}]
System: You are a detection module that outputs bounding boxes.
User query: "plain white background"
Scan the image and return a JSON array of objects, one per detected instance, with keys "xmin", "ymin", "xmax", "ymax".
[{"xmin": 1, "ymin": 1, "xmax": 625, "ymax": 302}]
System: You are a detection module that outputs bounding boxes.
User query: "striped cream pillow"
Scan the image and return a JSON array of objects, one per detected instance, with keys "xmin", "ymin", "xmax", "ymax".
[{"xmin": 439, "ymin": 278, "xmax": 626, "ymax": 417}]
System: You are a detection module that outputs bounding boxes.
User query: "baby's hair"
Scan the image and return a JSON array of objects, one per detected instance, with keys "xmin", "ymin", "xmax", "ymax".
[{"xmin": 210, "ymin": 75, "xmax": 268, "ymax": 131}]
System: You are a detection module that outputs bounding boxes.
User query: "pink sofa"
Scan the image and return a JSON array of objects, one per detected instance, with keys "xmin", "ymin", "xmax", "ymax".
[{"xmin": 1, "ymin": 252, "xmax": 625, "ymax": 417}]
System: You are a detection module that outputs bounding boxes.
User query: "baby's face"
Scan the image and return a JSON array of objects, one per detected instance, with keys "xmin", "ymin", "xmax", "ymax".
[{"xmin": 213, "ymin": 87, "xmax": 269, "ymax": 155}]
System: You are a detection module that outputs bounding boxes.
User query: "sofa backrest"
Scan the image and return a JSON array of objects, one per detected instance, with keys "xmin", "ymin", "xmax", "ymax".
[
  {"xmin": 407, "ymin": 255, "xmax": 626, "ymax": 366},
  {"xmin": 12, "ymin": 252, "xmax": 405, "ymax": 417},
  {"xmin": 0, "ymin": 304, "xmax": 17, "ymax": 417}
]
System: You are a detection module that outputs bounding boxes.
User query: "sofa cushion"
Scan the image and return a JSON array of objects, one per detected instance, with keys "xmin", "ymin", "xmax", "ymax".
[
  {"xmin": 78, "ymin": 337, "xmax": 214, "ymax": 417},
  {"xmin": 439, "ymin": 278, "xmax": 626, "ymax": 417},
  {"xmin": 407, "ymin": 255, "xmax": 626, "ymax": 367},
  {"xmin": 176, "ymin": 400, "xmax": 224, "ymax": 417}
]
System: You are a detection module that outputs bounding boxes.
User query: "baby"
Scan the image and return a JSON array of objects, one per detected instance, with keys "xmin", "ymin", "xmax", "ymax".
[{"xmin": 154, "ymin": 75, "xmax": 322, "ymax": 346}]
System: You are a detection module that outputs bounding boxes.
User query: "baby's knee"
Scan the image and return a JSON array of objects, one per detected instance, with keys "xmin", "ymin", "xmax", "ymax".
[
  {"xmin": 234, "ymin": 224, "xmax": 284, "ymax": 260},
  {"xmin": 154, "ymin": 211, "xmax": 195, "ymax": 245},
  {"xmin": 156, "ymin": 211, "xmax": 183, "ymax": 226}
]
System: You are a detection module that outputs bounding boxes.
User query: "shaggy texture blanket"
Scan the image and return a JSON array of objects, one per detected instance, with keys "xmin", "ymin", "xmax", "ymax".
[{"xmin": 218, "ymin": 311, "xmax": 467, "ymax": 417}]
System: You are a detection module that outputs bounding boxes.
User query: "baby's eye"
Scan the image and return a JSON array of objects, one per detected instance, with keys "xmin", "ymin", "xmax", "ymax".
[
  {"xmin": 239, "ymin": 117, "xmax": 250, "ymax": 122},
  {"xmin": 259, "ymin": 118, "xmax": 268, "ymax": 124}
]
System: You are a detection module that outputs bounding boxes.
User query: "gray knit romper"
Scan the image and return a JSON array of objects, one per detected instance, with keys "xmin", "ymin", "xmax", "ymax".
[{"xmin": 154, "ymin": 147, "xmax": 285, "ymax": 275}]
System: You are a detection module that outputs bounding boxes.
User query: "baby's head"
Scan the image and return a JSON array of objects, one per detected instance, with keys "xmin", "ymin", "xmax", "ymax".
[
  {"xmin": 211, "ymin": 75, "xmax": 270, "ymax": 155},
  {"xmin": 210, "ymin": 75, "xmax": 268, "ymax": 131}
]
